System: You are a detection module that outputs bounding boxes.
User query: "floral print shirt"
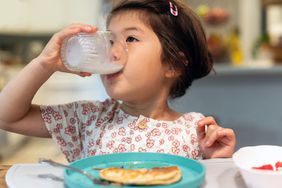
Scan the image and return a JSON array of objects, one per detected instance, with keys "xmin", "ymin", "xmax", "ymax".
[{"xmin": 40, "ymin": 99, "xmax": 204, "ymax": 162}]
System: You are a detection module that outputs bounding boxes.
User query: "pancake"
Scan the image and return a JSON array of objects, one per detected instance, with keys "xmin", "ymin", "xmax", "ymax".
[{"xmin": 99, "ymin": 166, "xmax": 182, "ymax": 185}]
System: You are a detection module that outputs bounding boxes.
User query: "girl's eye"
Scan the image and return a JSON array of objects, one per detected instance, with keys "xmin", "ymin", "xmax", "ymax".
[{"xmin": 126, "ymin": 36, "xmax": 139, "ymax": 43}]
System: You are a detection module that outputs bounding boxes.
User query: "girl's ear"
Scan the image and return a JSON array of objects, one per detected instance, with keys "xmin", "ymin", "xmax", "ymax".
[
  {"xmin": 165, "ymin": 52, "xmax": 186, "ymax": 78},
  {"xmin": 164, "ymin": 65, "xmax": 182, "ymax": 78}
]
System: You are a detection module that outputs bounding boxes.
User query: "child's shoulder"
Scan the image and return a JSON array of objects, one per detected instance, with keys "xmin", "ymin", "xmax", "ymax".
[
  {"xmin": 41, "ymin": 98, "xmax": 120, "ymax": 114},
  {"xmin": 181, "ymin": 112, "xmax": 205, "ymax": 122}
]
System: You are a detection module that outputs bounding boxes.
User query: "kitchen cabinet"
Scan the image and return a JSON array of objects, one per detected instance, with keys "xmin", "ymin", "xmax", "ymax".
[
  {"xmin": 0, "ymin": 0, "xmax": 101, "ymax": 34},
  {"xmin": 261, "ymin": 0, "xmax": 282, "ymax": 62}
]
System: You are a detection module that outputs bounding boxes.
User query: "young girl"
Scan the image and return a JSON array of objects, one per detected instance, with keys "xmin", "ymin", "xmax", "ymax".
[{"xmin": 0, "ymin": 0, "xmax": 235, "ymax": 162}]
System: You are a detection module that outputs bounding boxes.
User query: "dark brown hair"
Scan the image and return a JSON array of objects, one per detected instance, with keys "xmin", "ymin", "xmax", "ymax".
[{"xmin": 107, "ymin": 0, "xmax": 213, "ymax": 99}]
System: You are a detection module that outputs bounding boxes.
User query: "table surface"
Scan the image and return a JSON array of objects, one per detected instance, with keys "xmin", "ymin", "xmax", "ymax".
[
  {"xmin": 0, "ymin": 158, "xmax": 247, "ymax": 188},
  {"xmin": 0, "ymin": 165, "xmax": 9, "ymax": 188}
]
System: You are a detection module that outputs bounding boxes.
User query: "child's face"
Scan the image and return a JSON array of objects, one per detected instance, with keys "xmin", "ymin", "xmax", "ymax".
[{"xmin": 101, "ymin": 11, "xmax": 172, "ymax": 103}]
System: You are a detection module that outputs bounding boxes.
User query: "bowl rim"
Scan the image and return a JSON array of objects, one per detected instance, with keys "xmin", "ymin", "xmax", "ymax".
[{"xmin": 232, "ymin": 145, "xmax": 282, "ymax": 175}]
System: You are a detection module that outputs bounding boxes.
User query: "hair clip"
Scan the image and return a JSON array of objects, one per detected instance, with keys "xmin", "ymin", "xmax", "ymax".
[{"xmin": 169, "ymin": 1, "xmax": 178, "ymax": 16}]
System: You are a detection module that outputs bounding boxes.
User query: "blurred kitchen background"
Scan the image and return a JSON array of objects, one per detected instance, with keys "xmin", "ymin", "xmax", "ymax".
[{"xmin": 0, "ymin": 0, "xmax": 282, "ymax": 164}]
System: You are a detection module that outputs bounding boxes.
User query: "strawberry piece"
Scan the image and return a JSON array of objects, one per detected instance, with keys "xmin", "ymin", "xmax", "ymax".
[
  {"xmin": 252, "ymin": 164, "xmax": 274, "ymax": 171},
  {"xmin": 275, "ymin": 161, "xmax": 282, "ymax": 171}
]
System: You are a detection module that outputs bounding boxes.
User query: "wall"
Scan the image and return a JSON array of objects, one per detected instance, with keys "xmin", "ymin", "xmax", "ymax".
[{"xmin": 171, "ymin": 67, "xmax": 282, "ymax": 149}]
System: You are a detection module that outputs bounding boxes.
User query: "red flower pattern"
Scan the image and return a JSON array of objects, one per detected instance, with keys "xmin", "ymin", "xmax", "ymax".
[
  {"xmin": 165, "ymin": 129, "xmax": 171, "ymax": 135},
  {"xmin": 118, "ymin": 127, "xmax": 126, "ymax": 136},
  {"xmin": 53, "ymin": 127, "xmax": 60, "ymax": 134},
  {"xmin": 168, "ymin": 135, "xmax": 174, "ymax": 141},
  {"xmin": 64, "ymin": 111, "xmax": 68, "ymax": 117},
  {"xmin": 192, "ymin": 149, "xmax": 200, "ymax": 159},
  {"xmin": 64, "ymin": 126, "xmax": 76, "ymax": 136},
  {"xmin": 71, "ymin": 136, "xmax": 78, "ymax": 142},
  {"xmin": 111, "ymin": 132, "xmax": 117, "ymax": 138},
  {"xmin": 53, "ymin": 111, "xmax": 62, "ymax": 121},
  {"xmin": 88, "ymin": 149, "xmax": 96, "ymax": 156},
  {"xmin": 106, "ymin": 140, "xmax": 115, "ymax": 149},
  {"xmin": 172, "ymin": 147, "xmax": 180, "ymax": 154},
  {"xmin": 146, "ymin": 139, "xmax": 155, "ymax": 148},
  {"xmin": 108, "ymin": 124, "xmax": 113, "ymax": 130},
  {"xmin": 70, "ymin": 118, "xmax": 76, "ymax": 125},
  {"xmin": 191, "ymin": 134, "xmax": 198, "ymax": 145},
  {"xmin": 135, "ymin": 135, "xmax": 142, "ymax": 142},
  {"xmin": 172, "ymin": 140, "xmax": 180, "ymax": 147},
  {"xmin": 183, "ymin": 145, "xmax": 191, "ymax": 152},
  {"xmin": 56, "ymin": 136, "xmax": 67, "ymax": 147},
  {"xmin": 68, "ymin": 142, "xmax": 74, "ymax": 148},
  {"xmin": 117, "ymin": 144, "xmax": 126, "ymax": 152}
]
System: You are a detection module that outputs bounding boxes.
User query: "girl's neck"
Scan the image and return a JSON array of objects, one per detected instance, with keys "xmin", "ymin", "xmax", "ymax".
[{"xmin": 120, "ymin": 100, "xmax": 181, "ymax": 121}]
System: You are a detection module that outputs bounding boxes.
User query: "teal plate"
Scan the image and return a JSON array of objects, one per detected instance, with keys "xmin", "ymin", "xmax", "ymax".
[{"xmin": 64, "ymin": 152, "xmax": 205, "ymax": 188}]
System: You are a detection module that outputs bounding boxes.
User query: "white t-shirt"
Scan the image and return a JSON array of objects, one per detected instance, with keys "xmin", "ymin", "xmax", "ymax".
[{"xmin": 40, "ymin": 98, "xmax": 204, "ymax": 162}]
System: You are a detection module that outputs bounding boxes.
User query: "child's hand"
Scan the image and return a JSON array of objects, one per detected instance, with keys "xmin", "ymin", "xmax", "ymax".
[
  {"xmin": 197, "ymin": 116, "xmax": 236, "ymax": 159},
  {"xmin": 36, "ymin": 23, "xmax": 97, "ymax": 76}
]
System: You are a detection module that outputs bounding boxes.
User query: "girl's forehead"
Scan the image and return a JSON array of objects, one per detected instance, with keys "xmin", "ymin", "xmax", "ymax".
[{"xmin": 108, "ymin": 11, "xmax": 151, "ymax": 31}]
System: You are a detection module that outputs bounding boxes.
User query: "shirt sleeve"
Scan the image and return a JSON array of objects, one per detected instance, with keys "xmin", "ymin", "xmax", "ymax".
[
  {"xmin": 183, "ymin": 112, "xmax": 205, "ymax": 160},
  {"xmin": 40, "ymin": 99, "xmax": 116, "ymax": 162}
]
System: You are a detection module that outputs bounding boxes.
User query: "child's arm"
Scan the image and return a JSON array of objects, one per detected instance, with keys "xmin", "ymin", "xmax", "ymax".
[
  {"xmin": 0, "ymin": 24, "xmax": 96, "ymax": 137},
  {"xmin": 197, "ymin": 116, "xmax": 236, "ymax": 159}
]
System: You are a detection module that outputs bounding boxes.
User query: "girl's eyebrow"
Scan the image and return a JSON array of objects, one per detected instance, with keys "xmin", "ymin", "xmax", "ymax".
[{"xmin": 123, "ymin": 27, "xmax": 144, "ymax": 33}]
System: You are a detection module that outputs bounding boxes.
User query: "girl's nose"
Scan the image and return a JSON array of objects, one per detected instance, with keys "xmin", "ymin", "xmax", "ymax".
[
  {"xmin": 110, "ymin": 41, "xmax": 128, "ymax": 63},
  {"xmin": 110, "ymin": 43, "xmax": 120, "ymax": 61}
]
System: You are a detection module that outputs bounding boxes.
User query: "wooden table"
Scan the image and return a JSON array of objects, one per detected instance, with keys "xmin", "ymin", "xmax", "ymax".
[{"xmin": 0, "ymin": 165, "xmax": 10, "ymax": 188}]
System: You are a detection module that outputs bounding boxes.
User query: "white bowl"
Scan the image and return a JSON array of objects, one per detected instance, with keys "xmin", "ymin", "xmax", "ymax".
[{"xmin": 232, "ymin": 145, "xmax": 282, "ymax": 188}]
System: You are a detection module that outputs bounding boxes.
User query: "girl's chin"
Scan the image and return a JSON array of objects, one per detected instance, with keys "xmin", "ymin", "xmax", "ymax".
[
  {"xmin": 107, "ymin": 92, "xmax": 132, "ymax": 101},
  {"xmin": 105, "ymin": 89, "xmax": 123, "ymax": 99}
]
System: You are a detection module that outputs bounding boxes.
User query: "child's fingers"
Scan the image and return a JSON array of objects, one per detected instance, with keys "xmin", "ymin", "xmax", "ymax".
[
  {"xmin": 67, "ymin": 24, "xmax": 97, "ymax": 35},
  {"xmin": 217, "ymin": 128, "xmax": 236, "ymax": 146},
  {"xmin": 197, "ymin": 116, "xmax": 218, "ymax": 140},
  {"xmin": 55, "ymin": 24, "xmax": 97, "ymax": 44},
  {"xmin": 196, "ymin": 120, "xmax": 206, "ymax": 140},
  {"xmin": 198, "ymin": 116, "xmax": 217, "ymax": 126},
  {"xmin": 203, "ymin": 125, "xmax": 221, "ymax": 147},
  {"xmin": 205, "ymin": 127, "xmax": 236, "ymax": 147},
  {"xmin": 67, "ymin": 23, "xmax": 97, "ymax": 33}
]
